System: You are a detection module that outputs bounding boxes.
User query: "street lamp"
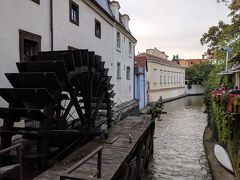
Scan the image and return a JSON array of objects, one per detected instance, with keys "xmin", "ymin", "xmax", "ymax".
[
  {"xmin": 221, "ymin": 45, "xmax": 231, "ymax": 71},
  {"xmin": 219, "ymin": 35, "xmax": 240, "ymax": 71}
]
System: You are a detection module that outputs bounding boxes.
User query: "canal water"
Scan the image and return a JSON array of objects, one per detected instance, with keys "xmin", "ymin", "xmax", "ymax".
[{"xmin": 147, "ymin": 96, "xmax": 212, "ymax": 180}]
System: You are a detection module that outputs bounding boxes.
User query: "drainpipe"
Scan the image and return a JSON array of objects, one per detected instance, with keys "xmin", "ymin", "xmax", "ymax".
[
  {"xmin": 143, "ymin": 68, "xmax": 146, "ymax": 107},
  {"xmin": 50, "ymin": 0, "xmax": 53, "ymax": 51},
  {"xmin": 133, "ymin": 48, "xmax": 135, "ymax": 100}
]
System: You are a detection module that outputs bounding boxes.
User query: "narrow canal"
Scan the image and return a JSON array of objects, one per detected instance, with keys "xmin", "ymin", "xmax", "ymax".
[{"xmin": 147, "ymin": 96, "xmax": 212, "ymax": 180}]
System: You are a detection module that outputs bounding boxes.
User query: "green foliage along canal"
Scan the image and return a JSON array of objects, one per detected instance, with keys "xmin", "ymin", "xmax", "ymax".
[{"xmin": 147, "ymin": 96, "xmax": 211, "ymax": 179}]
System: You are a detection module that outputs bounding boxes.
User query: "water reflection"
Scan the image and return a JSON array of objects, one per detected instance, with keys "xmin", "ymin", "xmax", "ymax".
[{"xmin": 147, "ymin": 96, "xmax": 211, "ymax": 180}]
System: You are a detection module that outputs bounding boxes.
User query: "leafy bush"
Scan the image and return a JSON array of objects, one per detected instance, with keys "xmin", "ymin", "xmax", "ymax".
[{"xmin": 185, "ymin": 62, "xmax": 214, "ymax": 84}]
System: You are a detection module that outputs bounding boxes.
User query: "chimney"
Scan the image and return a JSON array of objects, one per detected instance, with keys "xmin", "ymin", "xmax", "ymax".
[
  {"xmin": 110, "ymin": 1, "xmax": 121, "ymax": 22},
  {"xmin": 121, "ymin": 14, "xmax": 130, "ymax": 30}
]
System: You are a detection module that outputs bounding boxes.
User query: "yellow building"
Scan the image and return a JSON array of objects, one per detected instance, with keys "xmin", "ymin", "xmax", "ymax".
[
  {"xmin": 179, "ymin": 59, "xmax": 188, "ymax": 67},
  {"xmin": 179, "ymin": 59, "xmax": 209, "ymax": 68},
  {"xmin": 136, "ymin": 51, "xmax": 185, "ymax": 102}
]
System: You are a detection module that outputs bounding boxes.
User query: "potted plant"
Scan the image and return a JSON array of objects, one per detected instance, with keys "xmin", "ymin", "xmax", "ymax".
[
  {"xmin": 233, "ymin": 95, "xmax": 240, "ymax": 113},
  {"xmin": 227, "ymin": 94, "xmax": 239, "ymax": 112}
]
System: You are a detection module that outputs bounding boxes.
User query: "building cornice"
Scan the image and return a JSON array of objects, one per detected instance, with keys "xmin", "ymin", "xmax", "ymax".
[
  {"xmin": 147, "ymin": 59, "xmax": 184, "ymax": 69},
  {"xmin": 83, "ymin": 0, "xmax": 137, "ymax": 44},
  {"xmin": 83, "ymin": 0, "xmax": 114, "ymax": 26},
  {"xmin": 115, "ymin": 22, "xmax": 137, "ymax": 44}
]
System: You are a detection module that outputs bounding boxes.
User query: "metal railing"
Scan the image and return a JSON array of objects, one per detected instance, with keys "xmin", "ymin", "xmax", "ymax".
[
  {"xmin": 0, "ymin": 143, "xmax": 23, "ymax": 180},
  {"xmin": 59, "ymin": 146, "xmax": 103, "ymax": 180}
]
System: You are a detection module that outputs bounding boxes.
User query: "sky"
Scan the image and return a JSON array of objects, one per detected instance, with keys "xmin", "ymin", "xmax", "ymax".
[{"xmin": 117, "ymin": 0, "xmax": 231, "ymax": 59}]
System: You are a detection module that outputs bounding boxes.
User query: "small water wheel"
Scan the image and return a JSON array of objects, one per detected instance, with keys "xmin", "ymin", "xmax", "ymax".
[{"xmin": 0, "ymin": 50, "xmax": 115, "ymax": 167}]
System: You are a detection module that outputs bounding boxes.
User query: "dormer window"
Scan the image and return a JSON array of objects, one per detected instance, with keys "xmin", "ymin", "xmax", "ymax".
[{"xmin": 69, "ymin": 0, "xmax": 79, "ymax": 26}]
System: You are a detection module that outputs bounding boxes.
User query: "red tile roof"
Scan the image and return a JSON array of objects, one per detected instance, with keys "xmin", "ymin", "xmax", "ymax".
[
  {"xmin": 135, "ymin": 56, "xmax": 147, "ymax": 68},
  {"xmin": 182, "ymin": 59, "xmax": 209, "ymax": 67},
  {"xmin": 186, "ymin": 59, "xmax": 208, "ymax": 63},
  {"xmin": 136, "ymin": 53, "xmax": 183, "ymax": 69}
]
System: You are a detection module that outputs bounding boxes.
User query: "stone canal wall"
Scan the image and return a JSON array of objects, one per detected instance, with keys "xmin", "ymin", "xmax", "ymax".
[
  {"xmin": 185, "ymin": 84, "xmax": 204, "ymax": 95},
  {"xmin": 148, "ymin": 87, "xmax": 185, "ymax": 102},
  {"xmin": 113, "ymin": 99, "xmax": 140, "ymax": 123}
]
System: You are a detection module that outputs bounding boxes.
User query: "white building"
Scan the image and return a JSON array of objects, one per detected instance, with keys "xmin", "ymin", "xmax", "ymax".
[
  {"xmin": 0, "ymin": 0, "xmax": 137, "ymax": 107},
  {"xmin": 136, "ymin": 48, "xmax": 185, "ymax": 102},
  {"xmin": 110, "ymin": 1, "xmax": 136, "ymax": 104}
]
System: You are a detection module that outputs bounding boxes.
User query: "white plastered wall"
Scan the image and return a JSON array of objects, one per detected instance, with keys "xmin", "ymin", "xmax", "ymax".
[
  {"xmin": 52, "ymin": 0, "xmax": 114, "ymax": 77},
  {"xmin": 113, "ymin": 27, "xmax": 135, "ymax": 105},
  {"xmin": 0, "ymin": 0, "xmax": 51, "ymax": 126},
  {"xmin": 147, "ymin": 61, "xmax": 185, "ymax": 102},
  {"xmin": 0, "ymin": 0, "xmax": 51, "ymax": 107}
]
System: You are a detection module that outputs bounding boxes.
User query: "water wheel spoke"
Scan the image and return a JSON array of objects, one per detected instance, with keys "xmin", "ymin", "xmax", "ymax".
[
  {"xmin": 91, "ymin": 93, "xmax": 105, "ymax": 122},
  {"xmin": 0, "ymin": 49, "xmax": 114, "ymax": 169}
]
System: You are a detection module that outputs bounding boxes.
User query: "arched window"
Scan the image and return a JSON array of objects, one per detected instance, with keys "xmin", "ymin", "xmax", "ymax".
[{"xmin": 126, "ymin": 66, "xmax": 131, "ymax": 80}]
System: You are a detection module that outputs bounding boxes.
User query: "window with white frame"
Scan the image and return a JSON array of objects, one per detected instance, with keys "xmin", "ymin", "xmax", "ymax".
[
  {"xmin": 117, "ymin": 32, "xmax": 121, "ymax": 49},
  {"xmin": 153, "ymin": 69, "xmax": 157, "ymax": 83},
  {"xmin": 117, "ymin": 62, "xmax": 121, "ymax": 79},
  {"xmin": 126, "ymin": 66, "xmax": 130, "ymax": 80},
  {"xmin": 95, "ymin": 19, "xmax": 101, "ymax": 39},
  {"xmin": 69, "ymin": 0, "xmax": 79, "ymax": 26},
  {"xmin": 129, "ymin": 42, "xmax": 132, "ymax": 56}
]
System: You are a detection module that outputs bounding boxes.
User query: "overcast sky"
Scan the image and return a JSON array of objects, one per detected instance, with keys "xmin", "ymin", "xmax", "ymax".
[{"xmin": 117, "ymin": 0, "xmax": 231, "ymax": 59}]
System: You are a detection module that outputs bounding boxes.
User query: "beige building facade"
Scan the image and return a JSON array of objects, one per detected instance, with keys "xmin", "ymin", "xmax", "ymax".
[
  {"xmin": 136, "ymin": 52, "xmax": 185, "ymax": 102},
  {"xmin": 146, "ymin": 47, "xmax": 168, "ymax": 60}
]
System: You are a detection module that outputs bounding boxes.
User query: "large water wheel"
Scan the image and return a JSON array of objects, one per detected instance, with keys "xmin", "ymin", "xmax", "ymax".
[{"xmin": 0, "ymin": 50, "xmax": 115, "ymax": 167}]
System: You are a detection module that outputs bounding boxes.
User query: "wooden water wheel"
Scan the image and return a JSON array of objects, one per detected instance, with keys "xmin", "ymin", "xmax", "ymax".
[{"xmin": 0, "ymin": 49, "xmax": 115, "ymax": 167}]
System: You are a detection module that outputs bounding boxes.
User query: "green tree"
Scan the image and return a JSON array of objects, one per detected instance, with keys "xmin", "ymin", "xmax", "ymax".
[
  {"xmin": 201, "ymin": 0, "xmax": 240, "ymax": 55},
  {"xmin": 185, "ymin": 62, "xmax": 214, "ymax": 84},
  {"xmin": 200, "ymin": 21, "xmax": 228, "ymax": 50}
]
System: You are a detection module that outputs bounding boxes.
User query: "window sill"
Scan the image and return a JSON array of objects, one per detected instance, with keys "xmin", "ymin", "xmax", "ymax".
[
  {"xmin": 117, "ymin": 77, "xmax": 122, "ymax": 80},
  {"xmin": 32, "ymin": 0, "xmax": 40, "ymax": 4},
  {"xmin": 70, "ymin": 20, "xmax": 79, "ymax": 26},
  {"xmin": 129, "ymin": 55, "xmax": 132, "ymax": 58},
  {"xmin": 117, "ymin": 48, "xmax": 121, "ymax": 52},
  {"xmin": 95, "ymin": 35, "xmax": 101, "ymax": 39}
]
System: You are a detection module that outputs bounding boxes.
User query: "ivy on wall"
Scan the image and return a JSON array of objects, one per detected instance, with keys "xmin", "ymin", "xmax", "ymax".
[
  {"xmin": 203, "ymin": 63, "xmax": 240, "ymax": 176},
  {"xmin": 210, "ymin": 100, "xmax": 235, "ymax": 144}
]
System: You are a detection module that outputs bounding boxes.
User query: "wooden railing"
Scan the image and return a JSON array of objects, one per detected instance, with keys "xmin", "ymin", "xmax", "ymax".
[
  {"xmin": 0, "ymin": 143, "xmax": 23, "ymax": 180},
  {"xmin": 59, "ymin": 146, "xmax": 103, "ymax": 180}
]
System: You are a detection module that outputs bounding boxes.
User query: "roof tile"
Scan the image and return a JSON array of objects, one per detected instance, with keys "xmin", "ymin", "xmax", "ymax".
[{"xmin": 136, "ymin": 53, "xmax": 183, "ymax": 69}]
